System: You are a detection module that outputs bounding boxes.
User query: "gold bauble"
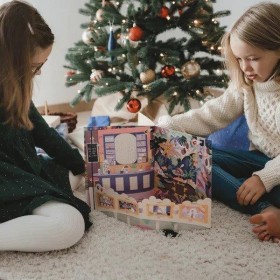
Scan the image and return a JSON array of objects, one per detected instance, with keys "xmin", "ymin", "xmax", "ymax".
[
  {"xmin": 140, "ymin": 69, "xmax": 156, "ymax": 84},
  {"xmin": 181, "ymin": 60, "xmax": 201, "ymax": 79}
]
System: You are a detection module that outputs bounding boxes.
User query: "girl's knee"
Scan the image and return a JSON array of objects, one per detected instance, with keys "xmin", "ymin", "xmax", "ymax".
[
  {"xmin": 33, "ymin": 201, "xmax": 85, "ymax": 249},
  {"xmin": 58, "ymin": 206, "xmax": 85, "ymax": 249},
  {"xmin": 60, "ymin": 206, "xmax": 85, "ymax": 248}
]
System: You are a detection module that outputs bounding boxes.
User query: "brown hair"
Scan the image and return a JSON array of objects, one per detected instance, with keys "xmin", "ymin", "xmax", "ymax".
[
  {"xmin": 221, "ymin": 2, "xmax": 280, "ymax": 90},
  {"xmin": 0, "ymin": 0, "xmax": 54, "ymax": 129}
]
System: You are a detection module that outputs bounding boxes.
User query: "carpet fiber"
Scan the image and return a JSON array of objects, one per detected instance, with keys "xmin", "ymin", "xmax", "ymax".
[{"xmin": 0, "ymin": 188, "xmax": 279, "ymax": 280}]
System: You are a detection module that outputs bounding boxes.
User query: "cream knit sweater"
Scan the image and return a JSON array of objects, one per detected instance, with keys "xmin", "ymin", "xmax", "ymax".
[{"xmin": 158, "ymin": 80, "xmax": 280, "ymax": 192}]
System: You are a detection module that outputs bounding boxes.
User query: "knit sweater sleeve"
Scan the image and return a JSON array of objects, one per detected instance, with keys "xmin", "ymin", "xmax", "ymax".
[
  {"xmin": 157, "ymin": 84, "xmax": 244, "ymax": 136},
  {"xmin": 253, "ymin": 156, "xmax": 280, "ymax": 192}
]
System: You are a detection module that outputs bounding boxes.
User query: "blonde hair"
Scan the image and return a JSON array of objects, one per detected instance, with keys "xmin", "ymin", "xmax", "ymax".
[
  {"xmin": 0, "ymin": 0, "xmax": 54, "ymax": 129},
  {"xmin": 221, "ymin": 2, "xmax": 280, "ymax": 90}
]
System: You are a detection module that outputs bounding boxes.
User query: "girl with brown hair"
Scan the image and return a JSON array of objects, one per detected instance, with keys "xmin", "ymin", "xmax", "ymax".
[{"xmin": 0, "ymin": 0, "xmax": 91, "ymax": 252}]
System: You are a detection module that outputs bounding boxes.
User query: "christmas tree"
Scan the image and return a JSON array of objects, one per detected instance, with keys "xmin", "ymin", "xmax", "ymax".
[{"xmin": 65, "ymin": 0, "xmax": 230, "ymax": 115}]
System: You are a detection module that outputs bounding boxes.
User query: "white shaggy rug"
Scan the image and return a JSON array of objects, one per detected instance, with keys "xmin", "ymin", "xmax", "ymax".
[{"xmin": 1, "ymin": 189, "xmax": 280, "ymax": 280}]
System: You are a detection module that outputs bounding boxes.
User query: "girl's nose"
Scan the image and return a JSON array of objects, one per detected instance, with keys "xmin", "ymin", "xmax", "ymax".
[{"xmin": 241, "ymin": 60, "xmax": 252, "ymax": 72}]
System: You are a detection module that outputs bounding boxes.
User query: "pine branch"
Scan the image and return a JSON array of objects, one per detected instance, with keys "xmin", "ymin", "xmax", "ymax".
[{"xmin": 64, "ymin": 0, "xmax": 231, "ymax": 111}]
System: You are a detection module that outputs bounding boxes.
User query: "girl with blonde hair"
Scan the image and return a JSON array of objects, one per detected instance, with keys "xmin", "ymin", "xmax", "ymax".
[{"xmin": 158, "ymin": 2, "xmax": 280, "ymax": 242}]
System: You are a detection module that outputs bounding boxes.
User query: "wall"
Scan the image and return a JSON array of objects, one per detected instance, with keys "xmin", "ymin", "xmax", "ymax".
[
  {"xmin": 213, "ymin": 0, "xmax": 277, "ymax": 29},
  {"xmin": 0, "ymin": 0, "xmax": 276, "ymax": 108}
]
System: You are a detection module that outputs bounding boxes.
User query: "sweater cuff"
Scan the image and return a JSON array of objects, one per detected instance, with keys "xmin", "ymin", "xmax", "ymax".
[
  {"xmin": 157, "ymin": 115, "xmax": 174, "ymax": 129},
  {"xmin": 253, "ymin": 170, "xmax": 278, "ymax": 192},
  {"xmin": 69, "ymin": 149, "xmax": 86, "ymax": 175}
]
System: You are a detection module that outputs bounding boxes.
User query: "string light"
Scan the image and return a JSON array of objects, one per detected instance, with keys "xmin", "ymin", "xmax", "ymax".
[
  {"xmin": 215, "ymin": 69, "xmax": 222, "ymax": 75},
  {"xmin": 142, "ymin": 84, "xmax": 151, "ymax": 91},
  {"xmin": 212, "ymin": 18, "xmax": 218, "ymax": 24}
]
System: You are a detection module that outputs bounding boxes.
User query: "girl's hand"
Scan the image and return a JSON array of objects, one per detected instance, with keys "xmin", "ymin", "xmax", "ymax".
[{"xmin": 236, "ymin": 175, "xmax": 266, "ymax": 205}]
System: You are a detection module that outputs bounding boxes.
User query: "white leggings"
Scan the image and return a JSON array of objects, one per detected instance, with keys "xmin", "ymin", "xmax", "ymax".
[{"xmin": 0, "ymin": 173, "xmax": 86, "ymax": 252}]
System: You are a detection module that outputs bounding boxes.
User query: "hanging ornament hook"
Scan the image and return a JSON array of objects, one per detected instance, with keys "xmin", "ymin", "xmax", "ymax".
[
  {"xmin": 108, "ymin": 19, "xmax": 116, "ymax": 61},
  {"xmin": 109, "ymin": 18, "xmax": 115, "ymax": 29}
]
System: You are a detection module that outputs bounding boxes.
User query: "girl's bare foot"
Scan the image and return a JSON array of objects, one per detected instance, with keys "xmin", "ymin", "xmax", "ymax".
[{"xmin": 250, "ymin": 207, "xmax": 280, "ymax": 243}]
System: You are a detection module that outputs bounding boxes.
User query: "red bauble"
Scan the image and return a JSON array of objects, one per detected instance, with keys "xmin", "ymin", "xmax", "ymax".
[
  {"xmin": 161, "ymin": 65, "xmax": 175, "ymax": 78},
  {"xmin": 178, "ymin": 8, "xmax": 183, "ymax": 16},
  {"xmin": 129, "ymin": 25, "xmax": 144, "ymax": 41},
  {"xmin": 160, "ymin": 6, "xmax": 169, "ymax": 18},
  {"xmin": 66, "ymin": 70, "xmax": 76, "ymax": 77},
  {"xmin": 126, "ymin": 98, "xmax": 141, "ymax": 113},
  {"xmin": 177, "ymin": 1, "xmax": 190, "ymax": 15},
  {"xmin": 97, "ymin": 46, "xmax": 106, "ymax": 52}
]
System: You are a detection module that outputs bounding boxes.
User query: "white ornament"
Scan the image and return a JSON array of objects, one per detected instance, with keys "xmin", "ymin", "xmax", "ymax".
[
  {"xmin": 82, "ymin": 29, "xmax": 94, "ymax": 45},
  {"xmin": 90, "ymin": 69, "xmax": 104, "ymax": 83},
  {"xmin": 96, "ymin": 9, "xmax": 104, "ymax": 22}
]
